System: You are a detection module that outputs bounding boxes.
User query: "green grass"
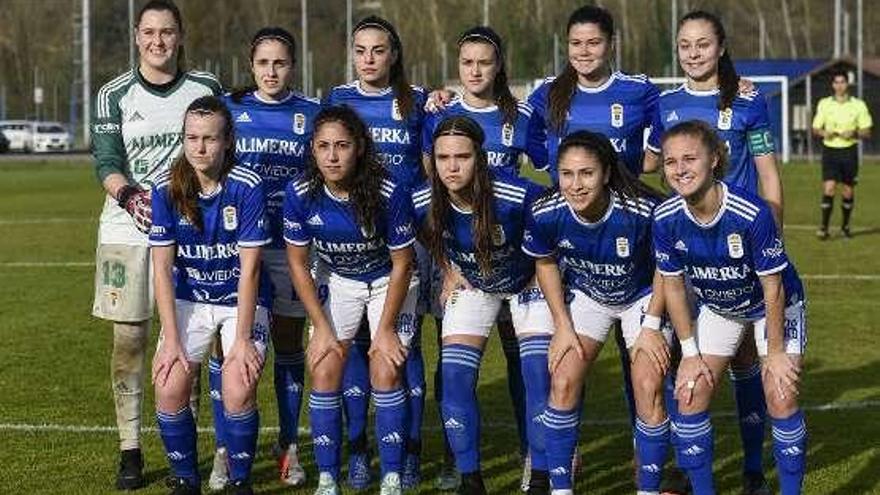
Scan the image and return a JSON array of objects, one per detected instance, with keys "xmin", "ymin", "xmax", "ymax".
[{"xmin": 1, "ymin": 160, "xmax": 879, "ymax": 494}]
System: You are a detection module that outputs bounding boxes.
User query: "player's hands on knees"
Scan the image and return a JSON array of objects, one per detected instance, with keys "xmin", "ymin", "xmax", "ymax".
[
  {"xmin": 631, "ymin": 328, "xmax": 671, "ymax": 376},
  {"xmin": 224, "ymin": 337, "xmax": 263, "ymax": 388},
  {"xmin": 152, "ymin": 338, "xmax": 189, "ymax": 386},
  {"xmin": 763, "ymin": 352, "xmax": 801, "ymax": 400},
  {"xmin": 425, "ymin": 89, "xmax": 456, "ymax": 113},
  {"xmin": 369, "ymin": 327, "xmax": 407, "ymax": 368},
  {"xmin": 307, "ymin": 326, "xmax": 344, "ymax": 370},
  {"xmin": 675, "ymin": 355, "xmax": 715, "ymax": 405},
  {"xmin": 548, "ymin": 328, "xmax": 585, "ymax": 374},
  {"xmin": 439, "ymin": 269, "xmax": 471, "ymax": 308}
]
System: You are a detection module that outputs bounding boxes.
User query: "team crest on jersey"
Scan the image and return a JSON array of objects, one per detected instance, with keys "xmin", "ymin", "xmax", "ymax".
[
  {"xmin": 501, "ymin": 122, "xmax": 514, "ymax": 147},
  {"xmin": 717, "ymin": 108, "xmax": 733, "ymax": 130},
  {"xmin": 223, "ymin": 206, "xmax": 238, "ymax": 231},
  {"xmin": 293, "ymin": 113, "xmax": 306, "ymax": 135},
  {"xmin": 391, "ymin": 99, "xmax": 403, "ymax": 121},
  {"xmin": 492, "ymin": 225, "xmax": 506, "ymax": 246},
  {"xmin": 727, "ymin": 233, "xmax": 744, "ymax": 259},
  {"xmin": 616, "ymin": 237, "xmax": 630, "ymax": 258},
  {"xmin": 610, "ymin": 103, "xmax": 624, "ymax": 128}
]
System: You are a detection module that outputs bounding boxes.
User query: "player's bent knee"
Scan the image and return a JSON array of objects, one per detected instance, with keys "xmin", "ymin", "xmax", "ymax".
[
  {"xmin": 550, "ymin": 372, "xmax": 582, "ymax": 409},
  {"xmin": 369, "ymin": 359, "xmax": 401, "ymax": 390}
]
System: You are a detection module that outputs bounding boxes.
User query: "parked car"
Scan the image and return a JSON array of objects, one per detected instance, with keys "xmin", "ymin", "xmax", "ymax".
[
  {"xmin": 31, "ymin": 122, "xmax": 72, "ymax": 153},
  {"xmin": 0, "ymin": 131, "xmax": 9, "ymax": 153},
  {"xmin": 0, "ymin": 120, "xmax": 34, "ymax": 152}
]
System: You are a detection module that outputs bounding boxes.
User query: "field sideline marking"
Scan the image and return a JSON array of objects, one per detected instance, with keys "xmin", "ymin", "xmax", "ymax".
[{"xmin": 2, "ymin": 399, "xmax": 879, "ymax": 435}]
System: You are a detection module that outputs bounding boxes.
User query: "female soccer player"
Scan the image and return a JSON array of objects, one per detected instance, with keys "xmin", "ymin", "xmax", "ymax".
[
  {"xmin": 646, "ymin": 13, "xmax": 783, "ymax": 493},
  {"xmin": 413, "ymin": 116, "xmax": 550, "ymax": 495},
  {"xmin": 212, "ymin": 26, "xmax": 320, "ymax": 489},
  {"xmin": 90, "ymin": 0, "xmax": 220, "ymax": 488},
  {"xmin": 283, "ymin": 105, "xmax": 419, "ymax": 495},
  {"xmin": 421, "ymin": 25, "xmax": 547, "ymax": 490},
  {"xmin": 326, "ymin": 15, "xmax": 428, "ymax": 489},
  {"xmin": 655, "ymin": 121, "xmax": 807, "ymax": 495},
  {"xmin": 150, "ymin": 96, "xmax": 269, "ymax": 495},
  {"xmin": 523, "ymin": 131, "xmax": 671, "ymax": 495}
]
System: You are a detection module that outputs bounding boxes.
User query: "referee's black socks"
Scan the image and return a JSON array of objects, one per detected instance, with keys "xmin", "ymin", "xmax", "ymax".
[
  {"xmin": 820, "ymin": 194, "xmax": 834, "ymax": 231},
  {"xmin": 842, "ymin": 195, "xmax": 855, "ymax": 234}
]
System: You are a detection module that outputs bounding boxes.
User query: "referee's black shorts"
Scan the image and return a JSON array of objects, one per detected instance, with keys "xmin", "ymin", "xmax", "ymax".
[{"xmin": 821, "ymin": 145, "xmax": 859, "ymax": 185}]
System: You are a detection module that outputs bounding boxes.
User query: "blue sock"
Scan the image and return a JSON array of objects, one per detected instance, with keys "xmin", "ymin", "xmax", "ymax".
[
  {"xmin": 373, "ymin": 388, "xmax": 409, "ymax": 476},
  {"xmin": 225, "ymin": 408, "xmax": 259, "ymax": 483},
  {"xmin": 519, "ymin": 335, "xmax": 551, "ymax": 471},
  {"xmin": 440, "ymin": 344, "xmax": 482, "ymax": 474},
  {"xmin": 405, "ymin": 344, "xmax": 426, "ymax": 450},
  {"xmin": 771, "ymin": 410, "xmax": 807, "ymax": 495},
  {"xmin": 157, "ymin": 406, "xmax": 199, "ymax": 485},
  {"xmin": 672, "ymin": 411, "xmax": 715, "ymax": 495},
  {"xmin": 730, "ymin": 364, "xmax": 767, "ymax": 474},
  {"xmin": 635, "ymin": 417, "xmax": 670, "ymax": 491},
  {"xmin": 274, "ymin": 351, "xmax": 305, "ymax": 448},
  {"xmin": 543, "ymin": 406, "xmax": 579, "ymax": 490},
  {"xmin": 208, "ymin": 357, "xmax": 226, "ymax": 449},
  {"xmin": 343, "ymin": 337, "xmax": 371, "ymax": 447},
  {"xmin": 310, "ymin": 391, "xmax": 343, "ymax": 479},
  {"xmin": 501, "ymin": 331, "xmax": 528, "ymax": 457}
]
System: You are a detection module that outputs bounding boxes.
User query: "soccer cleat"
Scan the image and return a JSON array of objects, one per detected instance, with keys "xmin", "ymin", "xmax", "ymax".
[
  {"xmin": 401, "ymin": 452, "xmax": 421, "ymax": 489},
  {"xmin": 380, "ymin": 472, "xmax": 403, "ymax": 495},
  {"xmin": 228, "ymin": 479, "xmax": 254, "ymax": 495},
  {"xmin": 816, "ymin": 228, "xmax": 830, "ymax": 240},
  {"xmin": 207, "ymin": 447, "xmax": 228, "ymax": 491},
  {"xmin": 275, "ymin": 442, "xmax": 307, "ymax": 486},
  {"xmin": 841, "ymin": 226, "xmax": 853, "ymax": 239},
  {"xmin": 526, "ymin": 469, "xmax": 550, "ymax": 495},
  {"xmin": 660, "ymin": 466, "xmax": 692, "ymax": 495},
  {"xmin": 435, "ymin": 461, "xmax": 461, "ymax": 491},
  {"xmin": 741, "ymin": 471, "xmax": 771, "ymax": 495},
  {"xmin": 346, "ymin": 451, "xmax": 372, "ymax": 490},
  {"xmin": 457, "ymin": 472, "xmax": 487, "ymax": 495},
  {"xmin": 165, "ymin": 476, "xmax": 201, "ymax": 495},
  {"xmin": 115, "ymin": 448, "xmax": 145, "ymax": 490},
  {"xmin": 314, "ymin": 472, "xmax": 340, "ymax": 495},
  {"xmin": 520, "ymin": 454, "xmax": 531, "ymax": 492}
]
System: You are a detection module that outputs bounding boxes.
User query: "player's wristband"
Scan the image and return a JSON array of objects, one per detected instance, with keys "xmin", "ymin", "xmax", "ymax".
[
  {"xmin": 642, "ymin": 314, "xmax": 662, "ymax": 331},
  {"xmin": 680, "ymin": 337, "xmax": 699, "ymax": 358}
]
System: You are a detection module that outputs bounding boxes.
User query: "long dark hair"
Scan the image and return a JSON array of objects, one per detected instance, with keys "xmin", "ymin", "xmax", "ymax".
[
  {"xmin": 660, "ymin": 120, "xmax": 729, "ymax": 182},
  {"xmin": 136, "ymin": 0, "xmax": 186, "ymax": 68},
  {"xmin": 457, "ymin": 26, "xmax": 518, "ymax": 125},
  {"xmin": 547, "ymin": 5, "xmax": 614, "ymax": 132},
  {"xmin": 554, "ymin": 130, "xmax": 663, "ymax": 203},
  {"xmin": 428, "ymin": 116, "xmax": 495, "ymax": 275},
  {"xmin": 230, "ymin": 27, "xmax": 297, "ymax": 102},
  {"xmin": 678, "ymin": 11, "xmax": 739, "ymax": 110},
  {"xmin": 169, "ymin": 96, "xmax": 236, "ymax": 230},
  {"xmin": 305, "ymin": 105, "xmax": 386, "ymax": 235},
  {"xmin": 353, "ymin": 16, "xmax": 415, "ymax": 120}
]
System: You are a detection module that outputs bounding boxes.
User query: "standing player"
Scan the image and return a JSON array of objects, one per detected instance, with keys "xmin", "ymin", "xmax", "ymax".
[
  {"xmin": 90, "ymin": 0, "xmax": 220, "ymax": 488},
  {"xmin": 655, "ymin": 120, "xmax": 807, "ymax": 495},
  {"xmin": 421, "ymin": 25, "xmax": 547, "ymax": 491},
  {"xmin": 283, "ymin": 105, "xmax": 419, "ymax": 495},
  {"xmin": 212, "ymin": 26, "xmax": 321, "ymax": 489},
  {"xmin": 523, "ymin": 131, "xmax": 671, "ymax": 495},
  {"xmin": 646, "ymin": 12, "xmax": 782, "ymax": 493},
  {"xmin": 414, "ymin": 116, "xmax": 550, "ymax": 495},
  {"xmin": 150, "ymin": 96, "xmax": 269, "ymax": 495},
  {"xmin": 811, "ymin": 68, "xmax": 873, "ymax": 239},
  {"xmin": 326, "ymin": 15, "xmax": 428, "ymax": 489}
]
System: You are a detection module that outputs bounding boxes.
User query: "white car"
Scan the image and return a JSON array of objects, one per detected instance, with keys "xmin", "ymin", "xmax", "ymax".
[
  {"xmin": 31, "ymin": 122, "xmax": 72, "ymax": 153},
  {"xmin": 0, "ymin": 120, "xmax": 34, "ymax": 152}
]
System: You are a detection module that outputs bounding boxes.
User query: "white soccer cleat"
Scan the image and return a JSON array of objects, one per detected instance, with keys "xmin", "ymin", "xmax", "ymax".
[
  {"xmin": 314, "ymin": 472, "xmax": 340, "ymax": 495},
  {"xmin": 435, "ymin": 462, "xmax": 461, "ymax": 491},
  {"xmin": 520, "ymin": 453, "xmax": 532, "ymax": 492},
  {"xmin": 276, "ymin": 442, "xmax": 307, "ymax": 486},
  {"xmin": 207, "ymin": 447, "xmax": 229, "ymax": 491},
  {"xmin": 379, "ymin": 472, "xmax": 403, "ymax": 495}
]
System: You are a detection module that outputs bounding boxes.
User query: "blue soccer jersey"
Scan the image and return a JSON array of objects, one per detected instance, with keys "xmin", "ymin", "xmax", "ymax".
[
  {"xmin": 652, "ymin": 182, "xmax": 803, "ymax": 320},
  {"xmin": 411, "ymin": 173, "xmax": 543, "ymax": 294},
  {"xmin": 326, "ymin": 81, "xmax": 427, "ymax": 188},
  {"xmin": 648, "ymin": 85, "xmax": 775, "ymax": 194},
  {"xmin": 283, "ymin": 177, "xmax": 416, "ymax": 283},
  {"xmin": 528, "ymin": 71, "xmax": 660, "ymax": 180},
  {"xmin": 224, "ymin": 90, "xmax": 321, "ymax": 249},
  {"xmin": 523, "ymin": 192, "xmax": 657, "ymax": 306},
  {"xmin": 149, "ymin": 166, "xmax": 272, "ymax": 307},
  {"xmin": 422, "ymin": 97, "xmax": 547, "ymax": 176}
]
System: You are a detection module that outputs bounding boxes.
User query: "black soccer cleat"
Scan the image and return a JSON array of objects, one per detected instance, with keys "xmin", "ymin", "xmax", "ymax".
[
  {"xmin": 741, "ymin": 471, "xmax": 771, "ymax": 495},
  {"xmin": 228, "ymin": 479, "xmax": 254, "ymax": 495},
  {"xmin": 816, "ymin": 228, "xmax": 830, "ymax": 240},
  {"xmin": 841, "ymin": 226, "xmax": 853, "ymax": 239},
  {"xmin": 115, "ymin": 448, "xmax": 145, "ymax": 490},
  {"xmin": 165, "ymin": 476, "xmax": 201, "ymax": 495},
  {"xmin": 526, "ymin": 469, "xmax": 550, "ymax": 495},
  {"xmin": 457, "ymin": 471, "xmax": 487, "ymax": 495}
]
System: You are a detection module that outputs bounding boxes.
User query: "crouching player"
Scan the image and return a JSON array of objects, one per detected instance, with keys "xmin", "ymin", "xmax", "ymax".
[
  {"xmin": 654, "ymin": 121, "xmax": 807, "ymax": 495},
  {"xmin": 150, "ymin": 96, "xmax": 269, "ymax": 495}
]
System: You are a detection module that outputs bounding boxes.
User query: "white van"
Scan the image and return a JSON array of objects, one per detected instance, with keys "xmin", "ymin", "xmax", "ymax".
[
  {"xmin": 0, "ymin": 120, "xmax": 34, "ymax": 152},
  {"xmin": 31, "ymin": 122, "xmax": 72, "ymax": 153}
]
